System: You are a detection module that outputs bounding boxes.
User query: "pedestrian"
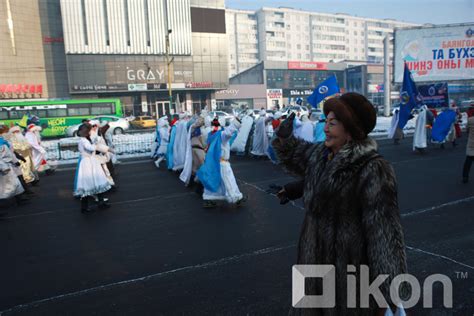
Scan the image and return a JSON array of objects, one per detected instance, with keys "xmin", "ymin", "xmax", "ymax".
[
  {"xmin": 0, "ymin": 125, "xmax": 27, "ymax": 207},
  {"xmin": 313, "ymin": 113, "xmax": 326, "ymax": 143},
  {"xmin": 388, "ymin": 108, "xmax": 404, "ymax": 145},
  {"xmin": 230, "ymin": 110, "xmax": 254, "ymax": 155},
  {"xmin": 5, "ymin": 126, "xmax": 38, "ymax": 185},
  {"xmin": 154, "ymin": 116, "xmax": 170, "ymax": 168},
  {"xmin": 462, "ymin": 108, "xmax": 474, "ymax": 183},
  {"xmin": 179, "ymin": 115, "xmax": 207, "ymax": 187},
  {"xmin": 413, "ymin": 105, "xmax": 428, "ymax": 154},
  {"xmin": 172, "ymin": 112, "xmax": 189, "ymax": 171},
  {"xmin": 197, "ymin": 117, "xmax": 246, "ymax": 208},
  {"xmin": 272, "ymin": 93, "xmax": 408, "ymax": 315},
  {"xmin": 73, "ymin": 123, "xmax": 112, "ymax": 213},
  {"xmin": 250, "ymin": 109, "xmax": 269, "ymax": 158},
  {"xmin": 25, "ymin": 124, "xmax": 55, "ymax": 174},
  {"xmin": 432, "ymin": 108, "xmax": 457, "ymax": 149}
]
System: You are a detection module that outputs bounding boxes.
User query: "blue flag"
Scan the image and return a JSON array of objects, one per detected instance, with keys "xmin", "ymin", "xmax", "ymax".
[
  {"xmin": 398, "ymin": 63, "xmax": 422, "ymax": 129},
  {"xmin": 307, "ymin": 75, "xmax": 340, "ymax": 108}
]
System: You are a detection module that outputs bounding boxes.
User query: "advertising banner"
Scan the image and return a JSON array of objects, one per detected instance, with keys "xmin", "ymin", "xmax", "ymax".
[{"xmin": 394, "ymin": 24, "xmax": 474, "ymax": 82}]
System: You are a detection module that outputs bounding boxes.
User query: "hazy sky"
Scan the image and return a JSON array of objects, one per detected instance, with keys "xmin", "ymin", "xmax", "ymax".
[{"xmin": 225, "ymin": 0, "xmax": 473, "ymax": 25}]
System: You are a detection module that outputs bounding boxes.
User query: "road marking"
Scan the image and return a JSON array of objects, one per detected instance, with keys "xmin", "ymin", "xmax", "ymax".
[
  {"xmin": 406, "ymin": 245, "xmax": 474, "ymax": 270},
  {"xmin": 3, "ymin": 192, "xmax": 194, "ymax": 220},
  {"xmin": 0, "ymin": 244, "xmax": 295, "ymax": 314},
  {"xmin": 402, "ymin": 195, "xmax": 474, "ymax": 217}
]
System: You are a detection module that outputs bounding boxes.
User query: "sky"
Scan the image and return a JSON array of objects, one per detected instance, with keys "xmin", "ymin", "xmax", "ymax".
[{"xmin": 225, "ymin": 0, "xmax": 473, "ymax": 25}]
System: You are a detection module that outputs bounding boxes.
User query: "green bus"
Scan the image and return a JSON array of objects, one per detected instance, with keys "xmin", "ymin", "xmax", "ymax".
[{"xmin": 0, "ymin": 98, "xmax": 123, "ymax": 137}]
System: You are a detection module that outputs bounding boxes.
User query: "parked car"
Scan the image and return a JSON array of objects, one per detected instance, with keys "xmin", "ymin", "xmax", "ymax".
[
  {"xmin": 282, "ymin": 106, "xmax": 310, "ymax": 118},
  {"xmin": 208, "ymin": 111, "xmax": 235, "ymax": 123},
  {"xmin": 66, "ymin": 116, "xmax": 130, "ymax": 137},
  {"xmin": 130, "ymin": 116, "xmax": 157, "ymax": 129}
]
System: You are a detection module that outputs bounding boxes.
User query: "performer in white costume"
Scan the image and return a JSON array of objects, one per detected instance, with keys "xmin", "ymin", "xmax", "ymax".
[
  {"xmin": 25, "ymin": 124, "xmax": 54, "ymax": 174},
  {"xmin": 154, "ymin": 116, "xmax": 170, "ymax": 168},
  {"xmin": 251, "ymin": 110, "xmax": 269, "ymax": 157},
  {"xmin": 231, "ymin": 110, "xmax": 254, "ymax": 155},
  {"xmin": 197, "ymin": 117, "xmax": 246, "ymax": 208},
  {"xmin": 413, "ymin": 105, "xmax": 428, "ymax": 153},
  {"xmin": 172, "ymin": 113, "xmax": 189, "ymax": 171},
  {"xmin": 73, "ymin": 124, "xmax": 112, "ymax": 213}
]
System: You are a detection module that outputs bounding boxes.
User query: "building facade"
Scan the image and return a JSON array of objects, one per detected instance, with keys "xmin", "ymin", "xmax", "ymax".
[
  {"xmin": 0, "ymin": 0, "xmax": 69, "ymax": 100},
  {"xmin": 226, "ymin": 7, "xmax": 419, "ymax": 77},
  {"xmin": 230, "ymin": 61, "xmax": 346, "ymax": 109},
  {"xmin": 61, "ymin": 0, "xmax": 228, "ymax": 116}
]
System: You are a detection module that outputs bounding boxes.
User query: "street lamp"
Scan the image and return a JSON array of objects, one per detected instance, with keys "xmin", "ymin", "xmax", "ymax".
[{"xmin": 165, "ymin": 29, "xmax": 174, "ymax": 114}]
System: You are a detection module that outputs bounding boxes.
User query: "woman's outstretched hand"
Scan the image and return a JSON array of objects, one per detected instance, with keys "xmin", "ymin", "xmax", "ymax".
[{"xmin": 276, "ymin": 112, "xmax": 296, "ymax": 138}]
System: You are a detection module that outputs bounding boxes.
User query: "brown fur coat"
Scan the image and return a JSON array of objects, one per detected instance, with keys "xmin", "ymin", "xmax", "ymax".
[{"xmin": 272, "ymin": 136, "xmax": 408, "ymax": 316}]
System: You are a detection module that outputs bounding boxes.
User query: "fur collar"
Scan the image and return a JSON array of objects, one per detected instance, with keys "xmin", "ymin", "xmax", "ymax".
[{"xmin": 335, "ymin": 137, "xmax": 378, "ymax": 164}]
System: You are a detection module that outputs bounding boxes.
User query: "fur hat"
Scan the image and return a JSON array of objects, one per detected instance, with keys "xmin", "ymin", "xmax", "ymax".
[
  {"xmin": 0, "ymin": 125, "xmax": 9, "ymax": 135},
  {"xmin": 324, "ymin": 92, "xmax": 377, "ymax": 140},
  {"xmin": 323, "ymin": 93, "xmax": 376, "ymax": 140},
  {"xmin": 9, "ymin": 126, "xmax": 21, "ymax": 133},
  {"xmin": 77, "ymin": 123, "xmax": 91, "ymax": 138}
]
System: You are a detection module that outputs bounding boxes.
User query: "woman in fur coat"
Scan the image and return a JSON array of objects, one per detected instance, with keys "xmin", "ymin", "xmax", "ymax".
[{"xmin": 273, "ymin": 93, "xmax": 408, "ymax": 316}]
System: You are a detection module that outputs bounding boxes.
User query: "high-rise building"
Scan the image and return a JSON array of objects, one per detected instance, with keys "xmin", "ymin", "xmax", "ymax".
[
  {"xmin": 226, "ymin": 7, "xmax": 419, "ymax": 77},
  {"xmin": 0, "ymin": 0, "xmax": 69, "ymax": 100}
]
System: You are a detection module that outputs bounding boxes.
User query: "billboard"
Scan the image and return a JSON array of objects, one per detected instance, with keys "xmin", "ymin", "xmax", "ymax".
[
  {"xmin": 394, "ymin": 24, "xmax": 474, "ymax": 82},
  {"xmin": 418, "ymin": 82, "xmax": 449, "ymax": 108}
]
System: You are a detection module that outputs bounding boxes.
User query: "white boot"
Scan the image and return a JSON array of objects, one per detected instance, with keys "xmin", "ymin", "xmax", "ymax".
[{"xmin": 154, "ymin": 156, "xmax": 164, "ymax": 168}]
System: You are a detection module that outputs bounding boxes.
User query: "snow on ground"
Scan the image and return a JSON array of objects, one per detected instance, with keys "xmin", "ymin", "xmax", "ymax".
[{"xmin": 44, "ymin": 114, "xmax": 467, "ymax": 164}]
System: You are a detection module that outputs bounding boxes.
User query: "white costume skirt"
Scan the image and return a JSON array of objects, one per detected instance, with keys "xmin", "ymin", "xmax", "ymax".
[
  {"xmin": 202, "ymin": 161, "xmax": 243, "ymax": 203},
  {"xmin": 74, "ymin": 155, "xmax": 111, "ymax": 197},
  {"xmin": 0, "ymin": 170, "xmax": 24, "ymax": 199}
]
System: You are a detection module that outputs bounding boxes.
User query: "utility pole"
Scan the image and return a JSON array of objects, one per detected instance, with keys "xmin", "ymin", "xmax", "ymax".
[
  {"xmin": 164, "ymin": 0, "xmax": 174, "ymax": 114},
  {"xmin": 383, "ymin": 35, "xmax": 392, "ymax": 117},
  {"xmin": 166, "ymin": 29, "xmax": 174, "ymax": 113}
]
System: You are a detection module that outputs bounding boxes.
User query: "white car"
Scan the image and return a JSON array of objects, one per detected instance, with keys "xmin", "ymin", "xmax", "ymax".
[
  {"xmin": 66, "ymin": 116, "xmax": 130, "ymax": 137},
  {"xmin": 208, "ymin": 111, "xmax": 235, "ymax": 123},
  {"xmin": 282, "ymin": 106, "xmax": 310, "ymax": 118}
]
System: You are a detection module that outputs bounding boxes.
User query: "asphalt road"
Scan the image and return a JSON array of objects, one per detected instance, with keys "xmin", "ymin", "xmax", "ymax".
[{"xmin": 1, "ymin": 137, "xmax": 473, "ymax": 315}]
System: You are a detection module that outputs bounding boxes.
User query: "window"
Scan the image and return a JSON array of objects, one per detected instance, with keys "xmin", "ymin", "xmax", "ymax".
[
  {"xmin": 47, "ymin": 109, "xmax": 68, "ymax": 117},
  {"xmin": 297, "ymin": 44, "xmax": 301, "ymax": 49},
  {"xmin": 91, "ymin": 104, "xmax": 113, "ymax": 115},
  {"xmin": 9, "ymin": 110, "xmax": 23, "ymax": 119},
  {"xmin": 68, "ymin": 104, "xmax": 90, "ymax": 116},
  {"xmin": 354, "ymin": 31, "xmax": 357, "ymax": 35},
  {"xmin": 0, "ymin": 109, "xmax": 8, "ymax": 119}
]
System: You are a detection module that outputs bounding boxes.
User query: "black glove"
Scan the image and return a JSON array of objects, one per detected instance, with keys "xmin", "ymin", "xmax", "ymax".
[
  {"xmin": 276, "ymin": 112, "xmax": 296, "ymax": 138},
  {"xmin": 266, "ymin": 184, "xmax": 290, "ymax": 205}
]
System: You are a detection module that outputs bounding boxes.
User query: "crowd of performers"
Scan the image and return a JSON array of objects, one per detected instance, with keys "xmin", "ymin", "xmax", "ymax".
[
  {"xmin": 147, "ymin": 109, "xmax": 328, "ymax": 208},
  {"xmin": 4, "ymin": 100, "xmax": 472, "ymax": 214},
  {"xmin": 388, "ymin": 102, "xmax": 466, "ymax": 152},
  {"xmin": 0, "ymin": 120, "xmax": 56, "ymax": 213}
]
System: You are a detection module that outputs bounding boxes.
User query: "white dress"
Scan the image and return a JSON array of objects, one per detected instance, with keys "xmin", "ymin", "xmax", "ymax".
[
  {"xmin": 202, "ymin": 121, "xmax": 243, "ymax": 203},
  {"xmin": 0, "ymin": 144, "xmax": 24, "ymax": 200},
  {"xmin": 231, "ymin": 115, "xmax": 254, "ymax": 154},
  {"xmin": 172, "ymin": 120, "xmax": 188, "ymax": 171},
  {"xmin": 251, "ymin": 117, "xmax": 268, "ymax": 156},
  {"xmin": 73, "ymin": 138, "xmax": 111, "ymax": 197},
  {"xmin": 413, "ymin": 107, "xmax": 427, "ymax": 150}
]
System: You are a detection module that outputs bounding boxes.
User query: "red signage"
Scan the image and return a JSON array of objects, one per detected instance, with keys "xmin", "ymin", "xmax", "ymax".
[
  {"xmin": 185, "ymin": 81, "xmax": 213, "ymax": 88},
  {"xmin": 288, "ymin": 61, "xmax": 328, "ymax": 70},
  {"xmin": 0, "ymin": 84, "xmax": 43, "ymax": 96},
  {"xmin": 43, "ymin": 37, "xmax": 64, "ymax": 43}
]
